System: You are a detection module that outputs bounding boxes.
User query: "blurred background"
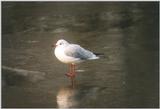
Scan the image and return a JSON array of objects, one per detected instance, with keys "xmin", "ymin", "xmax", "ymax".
[{"xmin": 2, "ymin": 2, "xmax": 159, "ymax": 108}]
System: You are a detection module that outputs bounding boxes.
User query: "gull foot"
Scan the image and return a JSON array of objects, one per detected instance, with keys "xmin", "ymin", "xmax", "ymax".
[{"xmin": 65, "ymin": 72, "xmax": 76, "ymax": 78}]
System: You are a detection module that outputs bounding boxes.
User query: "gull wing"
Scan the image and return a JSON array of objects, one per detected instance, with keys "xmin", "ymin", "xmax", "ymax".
[{"xmin": 64, "ymin": 44, "xmax": 95, "ymax": 60}]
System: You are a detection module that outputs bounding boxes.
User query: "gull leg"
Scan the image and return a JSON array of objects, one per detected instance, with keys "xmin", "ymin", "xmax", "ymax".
[
  {"xmin": 72, "ymin": 64, "xmax": 76, "ymax": 77},
  {"xmin": 69, "ymin": 64, "xmax": 75, "ymax": 78},
  {"xmin": 65, "ymin": 64, "xmax": 76, "ymax": 78},
  {"xmin": 65, "ymin": 64, "xmax": 76, "ymax": 87},
  {"xmin": 71, "ymin": 64, "xmax": 75, "ymax": 87},
  {"xmin": 71, "ymin": 64, "xmax": 75, "ymax": 77},
  {"xmin": 65, "ymin": 64, "xmax": 73, "ymax": 77}
]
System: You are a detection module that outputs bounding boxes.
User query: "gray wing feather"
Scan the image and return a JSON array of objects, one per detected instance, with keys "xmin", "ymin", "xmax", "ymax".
[{"xmin": 64, "ymin": 44, "xmax": 94, "ymax": 60}]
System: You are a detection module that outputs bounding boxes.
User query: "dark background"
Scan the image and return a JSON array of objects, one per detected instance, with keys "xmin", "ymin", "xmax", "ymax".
[{"xmin": 2, "ymin": 2, "xmax": 159, "ymax": 108}]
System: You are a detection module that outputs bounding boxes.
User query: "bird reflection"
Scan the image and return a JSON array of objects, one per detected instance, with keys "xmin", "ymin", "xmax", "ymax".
[{"xmin": 56, "ymin": 86, "xmax": 78, "ymax": 108}]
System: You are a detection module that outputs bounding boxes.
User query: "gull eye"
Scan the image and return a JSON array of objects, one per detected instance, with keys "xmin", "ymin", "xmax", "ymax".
[{"xmin": 59, "ymin": 42, "xmax": 62, "ymax": 45}]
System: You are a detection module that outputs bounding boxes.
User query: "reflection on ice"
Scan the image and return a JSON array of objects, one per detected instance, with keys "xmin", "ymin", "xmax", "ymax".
[
  {"xmin": 56, "ymin": 86, "xmax": 78, "ymax": 108},
  {"xmin": 56, "ymin": 84, "xmax": 108, "ymax": 108}
]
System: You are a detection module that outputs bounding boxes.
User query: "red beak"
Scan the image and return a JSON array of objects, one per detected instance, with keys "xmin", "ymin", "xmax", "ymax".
[{"xmin": 51, "ymin": 44, "xmax": 56, "ymax": 48}]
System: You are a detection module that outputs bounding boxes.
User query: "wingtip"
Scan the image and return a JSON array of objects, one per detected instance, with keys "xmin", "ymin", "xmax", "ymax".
[{"xmin": 94, "ymin": 53, "xmax": 105, "ymax": 58}]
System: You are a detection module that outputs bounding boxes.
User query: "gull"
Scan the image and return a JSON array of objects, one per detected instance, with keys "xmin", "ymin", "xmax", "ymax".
[{"xmin": 52, "ymin": 39, "xmax": 102, "ymax": 84}]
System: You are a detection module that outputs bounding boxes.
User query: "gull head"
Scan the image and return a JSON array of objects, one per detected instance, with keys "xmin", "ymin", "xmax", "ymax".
[{"xmin": 54, "ymin": 39, "xmax": 69, "ymax": 47}]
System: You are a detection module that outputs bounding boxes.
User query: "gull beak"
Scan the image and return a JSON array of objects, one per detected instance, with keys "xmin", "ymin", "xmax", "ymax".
[{"xmin": 51, "ymin": 44, "xmax": 57, "ymax": 48}]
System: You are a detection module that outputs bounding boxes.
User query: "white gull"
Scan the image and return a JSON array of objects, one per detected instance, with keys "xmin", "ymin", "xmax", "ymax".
[{"xmin": 52, "ymin": 39, "xmax": 101, "ymax": 84}]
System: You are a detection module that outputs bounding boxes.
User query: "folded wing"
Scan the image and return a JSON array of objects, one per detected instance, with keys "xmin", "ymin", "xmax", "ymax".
[{"xmin": 64, "ymin": 44, "xmax": 97, "ymax": 60}]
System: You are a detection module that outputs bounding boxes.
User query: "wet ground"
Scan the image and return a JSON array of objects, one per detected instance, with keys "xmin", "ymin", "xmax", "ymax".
[{"xmin": 2, "ymin": 2, "xmax": 159, "ymax": 108}]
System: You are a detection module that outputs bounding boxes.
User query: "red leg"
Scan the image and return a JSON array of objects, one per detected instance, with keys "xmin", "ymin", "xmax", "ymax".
[
  {"xmin": 65, "ymin": 64, "xmax": 76, "ymax": 87},
  {"xmin": 72, "ymin": 64, "xmax": 76, "ymax": 76},
  {"xmin": 65, "ymin": 64, "xmax": 76, "ymax": 78},
  {"xmin": 71, "ymin": 64, "xmax": 76, "ymax": 87},
  {"xmin": 65, "ymin": 64, "xmax": 72, "ymax": 77}
]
